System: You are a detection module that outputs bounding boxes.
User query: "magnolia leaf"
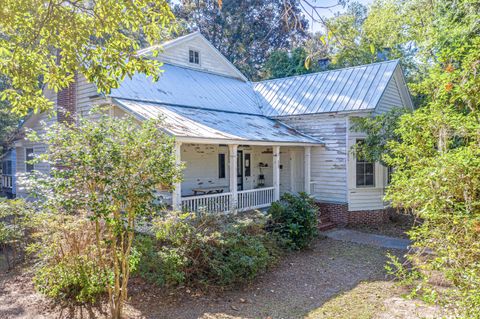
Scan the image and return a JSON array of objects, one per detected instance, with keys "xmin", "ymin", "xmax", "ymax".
[
  {"xmin": 370, "ymin": 43, "xmax": 376, "ymax": 55},
  {"xmin": 304, "ymin": 55, "xmax": 312, "ymax": 70}
]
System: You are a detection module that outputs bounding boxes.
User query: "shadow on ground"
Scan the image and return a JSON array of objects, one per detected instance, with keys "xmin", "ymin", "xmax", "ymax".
[
  {"xmin": 1, "ymin": 237, "xmax": 437, "ymax": 319},
  {"xmin": 124, "ymin": 238, "xmax": 402, "ymax": 319}
]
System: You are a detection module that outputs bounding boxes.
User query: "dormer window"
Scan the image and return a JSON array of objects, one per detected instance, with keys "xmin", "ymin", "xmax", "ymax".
[{"xmin": 189, "ymin": 49, "xmax": 200, "ymax": 64}]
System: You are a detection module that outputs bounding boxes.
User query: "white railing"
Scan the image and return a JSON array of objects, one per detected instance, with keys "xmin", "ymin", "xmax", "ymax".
[
  {"xmin": 1, "ymin": 175, "xmax": 12, "ymax": 189},
  {"xmin": 237, "ymin": 187, "xmax": 275, "ymax": 212},
  {"xmin": 181, "ymin": 187, "xmax": 276, "ymax": 213},
  {"xmin": 181, "ymin": 192, "xmax": 233, "ymax": 213}
]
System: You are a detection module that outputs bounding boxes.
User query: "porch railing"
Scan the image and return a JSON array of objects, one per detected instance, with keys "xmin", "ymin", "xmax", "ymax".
[
  {"xmin": 181, "ymin": 192, "xmax": 233, "ymax": 213},
  {"xmin": 237, "ymin": 187, "xmax": 275, "ymax": 212},
  {"xmin": 181, "ymin": 187, "xmax": 276, "ymax": 213},
  {"xmin": 1, "ymin": 175, "xmax": 13, "ymax": 189}
]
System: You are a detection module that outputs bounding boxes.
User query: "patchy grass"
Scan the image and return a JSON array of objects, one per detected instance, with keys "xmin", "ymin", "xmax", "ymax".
[{"xmin": 305, "ymin": 281, "xmax": 400, "ymax": 319}]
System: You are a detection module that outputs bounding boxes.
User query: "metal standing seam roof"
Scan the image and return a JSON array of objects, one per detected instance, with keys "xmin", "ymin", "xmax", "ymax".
[
  {"xmin": 253, "ymin": 60, "xmax": 400, "ymax": 116},
  {"xmin": 113, "ymin": 99, "xmax": 321, "ymax": 144},
  {"xmin": 109, "ymin": 63, "xmax": 263, "ymax": 115}
]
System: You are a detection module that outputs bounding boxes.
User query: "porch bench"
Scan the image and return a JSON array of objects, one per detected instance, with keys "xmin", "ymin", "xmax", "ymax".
[{"xmin": 191, "ymin": 186, "xmax": 227, "ymax": 196}]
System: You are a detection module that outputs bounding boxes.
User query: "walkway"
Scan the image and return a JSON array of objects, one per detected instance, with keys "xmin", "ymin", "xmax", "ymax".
[{"xmin": 322, "ymin": 228, "xmax": 411, "ymax": 250}]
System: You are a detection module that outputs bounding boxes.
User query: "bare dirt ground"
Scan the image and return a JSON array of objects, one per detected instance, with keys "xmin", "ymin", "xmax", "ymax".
[{"xmin": 0, "ymin": 238, "xmax": 445, "ymax": 319}]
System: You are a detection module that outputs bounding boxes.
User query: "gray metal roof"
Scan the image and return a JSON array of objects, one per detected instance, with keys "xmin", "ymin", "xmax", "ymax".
[
  {"xmin": 254, "ymin": 60, "xmax": 400, "ymax": 116},
  {"xmin": 110, "ymin": 63, "xmax": 262, "ymax": 115},
  {"xmin": 113, "ymin": 99, "xmax": 321, "ymax": 144}
]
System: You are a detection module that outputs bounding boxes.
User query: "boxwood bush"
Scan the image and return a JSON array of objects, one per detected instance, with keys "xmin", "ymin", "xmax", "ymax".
[{"xmin": 267, "ymin": 192, "xmax": 318, "ymax": 250}]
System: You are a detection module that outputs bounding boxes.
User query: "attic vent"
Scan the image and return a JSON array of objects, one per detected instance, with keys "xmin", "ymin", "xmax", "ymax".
[{"xmin": 189, "ymin": 49, "xmax": 200, "ymax": 64}]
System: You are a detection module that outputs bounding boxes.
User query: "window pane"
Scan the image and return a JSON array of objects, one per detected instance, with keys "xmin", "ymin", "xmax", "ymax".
[
  {"xmin": 189, "ymin": 50, "xmax": 194, "ymax": 63},
  {"xmin": 365, "ymin": 163, "xmax": 374, "ymax": 174},
  {"xmin": 218, "ymin": 154, "xmax": 225, "ymax": 178},
  {"xmin": 365, "ymin": 174, "xmax": 374, "ymax": 186},
  {"xmin": 245, "ymin": 153, "xmax": 251, "ymax": 177},
  {"xmin": 356, "ymin": 174, "xmax": 365, "ymax": 187}
]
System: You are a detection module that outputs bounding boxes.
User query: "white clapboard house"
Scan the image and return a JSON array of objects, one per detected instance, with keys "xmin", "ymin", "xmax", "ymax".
[{"xmin": 6, "ymin": 32, "xmax": 413, "ymax": 225}]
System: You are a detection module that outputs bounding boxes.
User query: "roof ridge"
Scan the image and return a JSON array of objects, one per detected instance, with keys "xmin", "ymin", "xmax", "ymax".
[{"xmin": 254, "ymin": 59, "xmax": 400, "ymax": 84}]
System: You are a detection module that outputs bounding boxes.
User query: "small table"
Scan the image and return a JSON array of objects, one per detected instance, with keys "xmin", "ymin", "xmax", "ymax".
[{"xmin": 191, "ymin": 187, "xmax": 226, "ymax": 196}]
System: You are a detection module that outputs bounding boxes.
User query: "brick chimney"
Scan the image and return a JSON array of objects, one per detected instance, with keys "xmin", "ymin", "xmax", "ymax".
[{"xmin": 57, "ymin": 73, "xmax": 77, "ymax": 124}]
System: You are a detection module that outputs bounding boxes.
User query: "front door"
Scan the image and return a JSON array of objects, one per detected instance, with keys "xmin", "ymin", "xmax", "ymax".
[{"xmin": 237, "ymin": 150, "xmax": 243, "ymax": 191}]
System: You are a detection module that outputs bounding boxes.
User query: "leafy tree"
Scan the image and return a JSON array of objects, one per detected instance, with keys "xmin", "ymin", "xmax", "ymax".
[
  {"xmin": 0, "ymin": 0, "xmax": 175, "ymax": 115},
  {"xmin": 0, "ymin": 77, "xmax": 22, "ymax": 152},
  {"xmin": 28, "ymin": 110, "xmax": 182, "ymax": 318},
  {"xmin": 352, "ymin": 0, "xmax": 480, "ymax": 315},
  {"xmin": 263, "ymin": 47, "xmax": 313, "ymax": 79},
  {"xmin": 173, "ymin": 0, "xmax": 308, "ymax": 80}
]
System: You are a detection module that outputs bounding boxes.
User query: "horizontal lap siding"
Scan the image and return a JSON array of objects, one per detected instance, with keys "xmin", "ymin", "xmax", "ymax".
[
  {"xmin": 375, "ymin": 76, "xmax": 403, "ymax": 114},
  {"xmin": 160, "ymin": 37, "xmax": 241, "ymax": 80},
  {"xmin": 277, "ymin": 114, "xmax": 347, "ymax": 203}
]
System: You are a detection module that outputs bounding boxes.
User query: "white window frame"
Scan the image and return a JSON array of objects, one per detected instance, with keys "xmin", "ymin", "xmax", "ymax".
[
  {"xmin": 355, "ymin": 139, "xmax": 375, "ymax": 188},
  {"xmin": 188, "ymin": 48, "xmax": 200, "ymax": 65}
]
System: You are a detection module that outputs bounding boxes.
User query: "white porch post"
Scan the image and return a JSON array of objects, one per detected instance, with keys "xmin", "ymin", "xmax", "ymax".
[
  {"xmin": 172, "ymin": 141, "xmax": 182, "ymax": 210},
  {"xmin": 229, "ymin": 144, "xmax": 238, "ymax": 210},
  {"xmin": 304, "ymin": 146, "xmax": 312, "ymax": 194},
  {"xmin": 273, "ymin": 146, "xmax": 280, "ymax": 201}
]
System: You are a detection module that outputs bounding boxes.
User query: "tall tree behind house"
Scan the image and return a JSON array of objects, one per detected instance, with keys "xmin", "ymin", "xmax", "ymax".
[{"xmin": 173, "ymin": 0, "xmax": 309, "ymax": 80}]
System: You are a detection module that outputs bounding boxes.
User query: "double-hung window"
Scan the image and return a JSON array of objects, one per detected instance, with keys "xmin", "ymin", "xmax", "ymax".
[
  {"xmin": 189, "ymin": 49, "xmax": 200, "ymax": 64},
  {"xmin": 355, "ymin": 140, "xmax": 375, "ymax": 187}
]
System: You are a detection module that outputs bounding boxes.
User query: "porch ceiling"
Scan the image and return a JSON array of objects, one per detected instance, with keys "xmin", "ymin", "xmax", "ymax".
[{"xmin": 113, "ymin": 98, "xmax": 322, "ymax": 145}]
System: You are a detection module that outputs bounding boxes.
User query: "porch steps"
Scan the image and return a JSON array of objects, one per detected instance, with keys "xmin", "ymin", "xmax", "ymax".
[{"xmin": 318, "ymin": 214, "xmax": 336, "ymax": 232}]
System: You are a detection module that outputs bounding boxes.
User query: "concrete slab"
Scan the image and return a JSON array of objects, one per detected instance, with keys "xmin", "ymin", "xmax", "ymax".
[{"xmin": 322, "ymin": 229, "xmax": 411, "ymax": 250}]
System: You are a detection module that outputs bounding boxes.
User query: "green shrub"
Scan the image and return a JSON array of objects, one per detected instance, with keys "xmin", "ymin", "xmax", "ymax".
[
  {"xmin": 135, "ymin": 211, "xmax": 278, "ymax": 288},
  {"xmin": 0, "ymin": 198, "xmax": 35, "ymax": 269},
  {"xmin": 34, "ymin": 255, "xmax": 108, "ymax": 303},
  {"xmin": 30, "ymin": 214, "xmax": 110, "ymax": 303},
  {"xmin": 267, "ymin": 192, "xmax": 318, "ymax": 250}
]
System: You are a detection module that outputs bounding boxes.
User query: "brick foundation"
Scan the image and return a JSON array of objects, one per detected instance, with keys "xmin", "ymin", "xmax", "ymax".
[{"xmin": 316, "ymin": 202, "xmax": 392, "ymax": 226}]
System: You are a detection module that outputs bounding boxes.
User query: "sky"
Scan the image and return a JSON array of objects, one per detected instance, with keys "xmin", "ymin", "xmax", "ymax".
[{"xmin": 305, "ymin": 0, "xmax": 374, "ymax": 32}]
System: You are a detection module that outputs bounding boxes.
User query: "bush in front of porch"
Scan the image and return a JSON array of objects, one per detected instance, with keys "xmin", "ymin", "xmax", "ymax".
[
  {"xmin": 134, "ymin": 210, "xmax": 279, "ymax": 288},
  {"xmin": 267, "ymin": 192, "xmax": 318, "ymax": 250}
]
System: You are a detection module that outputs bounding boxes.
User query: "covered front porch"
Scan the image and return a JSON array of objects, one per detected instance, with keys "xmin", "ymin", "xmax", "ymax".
[
  {"xmin": 111, "ymin": 98, "xmax": 322, "ymax": 213},
  {"xmin": 172, "ymin": 141, "xmax": 313, "ymax": 213}
]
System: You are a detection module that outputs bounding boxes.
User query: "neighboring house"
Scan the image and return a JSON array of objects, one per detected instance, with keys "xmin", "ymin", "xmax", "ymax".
[{"xmin": 8, "ymin": 32, "xmax": 413, "ymax": 225}]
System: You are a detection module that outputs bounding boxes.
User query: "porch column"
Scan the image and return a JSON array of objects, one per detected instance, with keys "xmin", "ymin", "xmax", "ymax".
[
  {"xmin": 229, "ymin": 144, "xmax": 238, "ymax": 210},
  {"xmin": 273, "ymin": 146, "xmax": 280, "ymax": 201},
  {"xmin": 172, "ymin": 141, "xmax": 182, "ymax": 210},
  {"xmin": 304, "ymin": 146, "xmax": 312, "ymax": 194}
]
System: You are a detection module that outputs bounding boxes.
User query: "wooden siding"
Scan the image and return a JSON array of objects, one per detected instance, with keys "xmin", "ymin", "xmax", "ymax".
[
  {"xmin": 346, "ymin": 116, "xmax": 388, "ymax": 211},
  {"xmin": 159, "ymin": 36, "xmax": 243, "ymax": 80},
  {"xmin": 277, "ymin": 114, "xmax": 347, "ymax": 203},
  {"xmin": 375, "ymin": 75, "xmax": 403, "ymax": 114}
]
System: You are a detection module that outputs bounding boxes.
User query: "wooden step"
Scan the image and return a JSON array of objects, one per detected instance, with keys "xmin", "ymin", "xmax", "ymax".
[{"xmin": 318, "ymin": 221, "xmax": 336, "ymax": 232}]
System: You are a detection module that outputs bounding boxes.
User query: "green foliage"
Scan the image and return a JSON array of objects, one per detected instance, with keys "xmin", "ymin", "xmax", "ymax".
[
  {"xmin": 173, "ymin": 0, "xmax": 308, "ymax": 80},
  {"xmin": 30, "ymin": 214, "xmax": 109, "ymax": 303},
  {"xmin": 137, "ymin": 211, "xmax": 278, "ymax": 287},
  {"xmin": 267, "ymin": 192, "xmax": 318, "ymax": 250},
  {"xmin": 0, "ymin": 0, "xmax": 175, "ymax": 115},
  {"xmin": 351, "ymin": 1, "xmax": 480, "ymax": 316},
  {"xmin": 0, "ymin": 198, "xmax": 34, "ymax": 269},
  {"xmin": 264, "ymin": 47, "xmax": 314, "ymax": 79},
  {"xmin": 27, "ymin": 110, "xmax": 182, "ymax": 318},
  {"xmin": 350, "ymin": 107, "xmax": 410, "ymax": 164}
]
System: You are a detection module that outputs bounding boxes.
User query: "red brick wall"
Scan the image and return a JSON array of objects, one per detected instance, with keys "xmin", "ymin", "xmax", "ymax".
[
  {"xmin": 316, "ymin": 202, "xmax": 392, "ymax": 226},
  {"xmin": 57, "ymin": 73, "xmax": 77, "ymax": 124}
]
